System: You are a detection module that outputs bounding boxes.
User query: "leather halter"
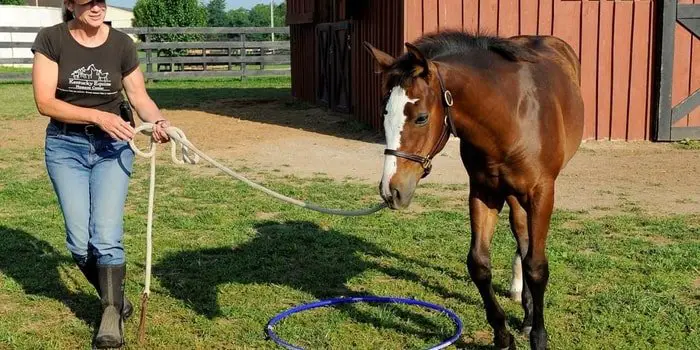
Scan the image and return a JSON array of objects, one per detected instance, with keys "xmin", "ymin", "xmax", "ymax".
[{"xmin": 384, "ymin": 65, "xmax": 457, "ymax": 178}]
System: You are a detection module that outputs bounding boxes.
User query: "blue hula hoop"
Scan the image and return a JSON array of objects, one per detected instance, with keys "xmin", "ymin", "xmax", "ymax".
[{"xmin": 265, "ymin": 296, "xmax": 463, "ymax": 350}]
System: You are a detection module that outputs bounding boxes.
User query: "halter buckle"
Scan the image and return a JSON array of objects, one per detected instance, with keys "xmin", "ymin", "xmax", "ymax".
[
  {"xmin": 421, "ymin": 158, "xmax": 433, "ymax": 178},
  {"xmin": 444, "ymin": 90, "xmax": 454, "ymax": 107}
]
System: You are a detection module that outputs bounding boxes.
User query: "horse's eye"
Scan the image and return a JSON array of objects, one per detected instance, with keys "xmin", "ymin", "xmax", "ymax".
[{"xmin": 415, "ymin": 113, "xmax": 429, "ymax": 125}]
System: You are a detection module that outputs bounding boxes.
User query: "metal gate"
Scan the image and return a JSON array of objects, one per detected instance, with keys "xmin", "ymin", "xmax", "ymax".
[
  {"xmin": 316, "ymin": 21, "xmax": 352, "ymax": 113},
  {"xmin": 656, "ymin": 0, "xmax": 700, "ymax": 141}
]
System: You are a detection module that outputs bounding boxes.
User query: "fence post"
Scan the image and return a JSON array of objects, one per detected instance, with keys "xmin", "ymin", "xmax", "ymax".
[
  {"xmin": 145, "ymin": 32, "xmax": 152, "ymax": 82},
  {"xmin": 9, "ymin": 31, "xmax": 14, "ymax": 68},
  {"xmin": 260, "ymin": 46, "xmax": 266, "ymax": 71},
  {"xmin": 240, "ymin": 34, "xmax": 247, "ymax": 80},
  {"xmin": 202, "ymin": 46, "xmax": 207, "ymax": 72}
]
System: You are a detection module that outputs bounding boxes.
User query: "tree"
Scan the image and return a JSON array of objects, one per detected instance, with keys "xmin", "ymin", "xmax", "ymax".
[
  {"xmin": 132, "ymin": 0, "xmax": 207, "ymax": 70},
  {"xmin": 132, "ymin": 0, "xmax": 207, "ymax": 42},
  {"xmin": 206, "ymin": 0, "xmax": 227, "ymax": 27},
  {"xmin": 227, "ymin": 7, "xmax": 251, "ymax": 27},
  {"xmin": 247, "ymin": 2, "xmax": 288, "ymax": 40},
  {"xmin": 248, "ymin": 3, "xmax": 270, "ymax": 28},
  {"xmin": 274, "ymin": 2, "xmax": 286, "ymax": 30},
  {"xmin": 0, "ymin": 0, "xmax": 25, "ymax": 4},
  {"xmin": 274, "ymin": 2, "xmax": 289, "ymax": 40}
]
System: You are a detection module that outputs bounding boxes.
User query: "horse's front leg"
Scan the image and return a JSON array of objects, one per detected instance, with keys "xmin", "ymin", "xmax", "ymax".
[
  {"xmin": 466, "ymin": 186, "xmax": 514, "ymax": 349},
  {"xmin": 523, "ymin": 182, "xmax": 555, "ymax": 350}
]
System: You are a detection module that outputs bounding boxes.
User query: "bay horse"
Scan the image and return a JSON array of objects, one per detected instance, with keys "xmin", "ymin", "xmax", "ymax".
[{"xmin": 364, "ymin": 31, "xmax": 583, "ymax": 350}]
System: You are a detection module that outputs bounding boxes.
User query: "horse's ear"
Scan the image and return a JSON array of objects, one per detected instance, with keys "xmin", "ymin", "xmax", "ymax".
[
  {"xmin": 405, "ymin": 42, "xmax": 429, "ymax": 77},
  {"xmin": 364, "ymin": 41, "xmax": 395, "ymax": 73}
]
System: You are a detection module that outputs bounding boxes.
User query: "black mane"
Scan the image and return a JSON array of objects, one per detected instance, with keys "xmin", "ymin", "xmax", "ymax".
[
  {"xmin": 411, "ymin": 30, "xmax": 534, "ymax": 62},
  {"xmin": 384, "ymin": 31, "xmax": 536, "ymax": 90}
]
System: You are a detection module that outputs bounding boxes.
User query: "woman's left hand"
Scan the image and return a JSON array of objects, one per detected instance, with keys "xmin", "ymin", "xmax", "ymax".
[{"xmin": 152, "ymin": 119, "xmax": 171, "ymax": 143}]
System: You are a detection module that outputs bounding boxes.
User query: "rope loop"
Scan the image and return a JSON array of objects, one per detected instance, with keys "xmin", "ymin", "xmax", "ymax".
[{"xmin": 130, "ymin": 123, "xmax": 200, "ymax": 165}]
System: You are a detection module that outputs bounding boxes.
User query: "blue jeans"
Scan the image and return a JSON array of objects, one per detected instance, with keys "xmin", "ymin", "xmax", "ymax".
[{"xmin": 44, "ymin": 121, "xmax": 134, "ymax": 266}]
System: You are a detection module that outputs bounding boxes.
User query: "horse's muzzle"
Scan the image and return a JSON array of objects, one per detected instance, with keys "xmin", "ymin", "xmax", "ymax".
[
  {"xmin": 379, "ymin": 180, "xmax": 414, "ymax": 210},
  {"xmin": 379, "ymin": 181, "xmax": 393, "ymax": 208}
]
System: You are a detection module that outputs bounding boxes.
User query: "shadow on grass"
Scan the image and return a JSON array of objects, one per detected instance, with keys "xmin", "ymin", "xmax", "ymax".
[
  {"xmin": 0, "ymin": 226, "xmax": 101, "ymax": 328},
  {"xmin": 154, "ymin": 220, "xmax": 482, "ymax": 346}
]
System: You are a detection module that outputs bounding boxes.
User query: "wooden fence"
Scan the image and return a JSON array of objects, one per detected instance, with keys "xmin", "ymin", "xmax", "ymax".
[{"xmin": 0, "ymin": 27, "xmax": 291, "ymax": 81}]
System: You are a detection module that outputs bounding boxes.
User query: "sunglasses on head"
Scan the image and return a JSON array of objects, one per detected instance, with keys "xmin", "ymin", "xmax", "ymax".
[{"xmin": 76, "ymin": 0, "xmax": 106, "ymax": 5}]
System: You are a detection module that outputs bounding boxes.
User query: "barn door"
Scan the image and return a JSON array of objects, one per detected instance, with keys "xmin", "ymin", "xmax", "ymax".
[
  {"xmin": 316, "ymin": 21, "xmax": 352, "ymax": 113},
  {"xmin": 316, "ymin": 23, "xmax": 331, "ymax": 108},
  {"xmin": 331, "ymin": 21, "xmax": 352, "ymax": 113},
  {"xmin": 655, "ymin": 0, "xmax": 700, "ymax": 141}
]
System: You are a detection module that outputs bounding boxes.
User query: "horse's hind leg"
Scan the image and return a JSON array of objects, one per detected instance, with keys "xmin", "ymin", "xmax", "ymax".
[
  {"xmin": 466, "ymin": 186, "xmax": 515, "ymax": 349},
  {"xmin": 523, "ymin": 182, "xmax": 556, "ymax": 350},
  {"xmin": 507, "ymin": 195, "xmax": 534, "ymax": 334},
  {"xmin": 509, "ymin": 251, "xmax": 523, "ymax": 302}
]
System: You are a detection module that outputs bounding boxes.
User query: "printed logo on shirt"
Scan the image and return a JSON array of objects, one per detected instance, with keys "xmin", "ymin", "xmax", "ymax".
[{"xmin": 58, "ymin": 64, "xmax": 118, "ymax": 95}]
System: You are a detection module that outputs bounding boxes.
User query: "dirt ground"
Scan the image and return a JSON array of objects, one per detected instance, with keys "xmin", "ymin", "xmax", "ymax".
[{"xmin": 3, "ymin": 98, "xmax": 699, "ymax": 215}]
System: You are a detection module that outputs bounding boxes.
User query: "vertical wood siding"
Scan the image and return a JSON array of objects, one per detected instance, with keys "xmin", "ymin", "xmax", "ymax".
[
  {"xmin": 402, "ymin": 0, "xmax": 657, "ymax": 140},
  {"xmin": 289, "ymin": 0, "xmax": 691, "ymax": 141}
]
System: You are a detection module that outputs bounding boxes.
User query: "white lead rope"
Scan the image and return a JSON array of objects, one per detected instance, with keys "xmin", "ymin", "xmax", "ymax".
[{"xmin": 127, "ymin": 123, "xmax": 387, "ymax": 343}]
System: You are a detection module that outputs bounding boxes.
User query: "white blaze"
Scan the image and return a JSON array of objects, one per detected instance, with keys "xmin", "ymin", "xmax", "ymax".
[{"xmin": 381, "ymin": 86, "xmax": 419, "ymax": 198}]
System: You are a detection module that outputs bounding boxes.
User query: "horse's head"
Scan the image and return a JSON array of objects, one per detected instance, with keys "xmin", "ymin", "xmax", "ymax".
[{"xmin": 364, "ymin": 41, "xmax": 454, "ymax": 210}]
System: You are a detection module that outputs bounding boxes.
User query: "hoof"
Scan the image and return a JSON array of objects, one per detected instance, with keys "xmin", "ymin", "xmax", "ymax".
[
  {"xmin": 94, "ymin": 334, "xmax": 124, "ymax": 349},
  {"xmin": 496, "ymin": 332, "xmax": 516, "ymax": 350},
  {"xmin": 510, "ymin": 290, "xmax": 522, "ymax": 302},
  {"xmin": 499, "ymin": 341, "xmax": 517, "ymax": 350},
  {"xmin": 529, "ymin": 328, "xmax": 548, "ymax": 350},
  {"xmin": 521, "ymin": 326, "xmax": 532, "ymax": 335}
]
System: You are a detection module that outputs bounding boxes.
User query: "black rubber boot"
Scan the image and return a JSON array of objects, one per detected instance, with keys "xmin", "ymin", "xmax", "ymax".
[
  {"xmin": 77, "ymin": 257, "xmax": 132, "ymax": 320},
  {"xmin": 94, "ymin": 264, "xmax": 126, "ymax": 349}
]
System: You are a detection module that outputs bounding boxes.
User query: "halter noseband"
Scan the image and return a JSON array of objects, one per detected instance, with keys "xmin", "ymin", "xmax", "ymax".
[{"xmin": 384, "ymin": 65, "xmax": 457, "ymax": 178}]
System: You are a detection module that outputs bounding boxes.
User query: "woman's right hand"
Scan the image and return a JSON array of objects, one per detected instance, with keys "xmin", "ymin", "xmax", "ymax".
[{"xmin": 96, "ymin": 112, "xmax": 135, "ymax": 141}]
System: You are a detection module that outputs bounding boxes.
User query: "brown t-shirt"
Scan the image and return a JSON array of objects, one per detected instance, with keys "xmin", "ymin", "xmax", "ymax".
[{"xmin": 31, "ymin": 22, "xmax": 139, "ymax": 116}]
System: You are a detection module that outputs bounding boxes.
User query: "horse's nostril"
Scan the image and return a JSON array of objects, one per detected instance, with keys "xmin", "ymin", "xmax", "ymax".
[{"xmin": 392, "ymin": 188, "xmax": 401, "ymax": 202}]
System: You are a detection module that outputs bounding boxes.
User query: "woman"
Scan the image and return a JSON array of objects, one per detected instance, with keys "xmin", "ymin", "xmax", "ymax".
[{"xmin": 31, "ymin": 0, "xmax": 170, "ymax": 347}]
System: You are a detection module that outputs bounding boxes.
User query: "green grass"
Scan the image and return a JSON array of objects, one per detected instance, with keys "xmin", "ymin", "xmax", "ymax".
[
  {"xmin": 0, "ymin": 147, "xmax": 699, "ymax": 349},
  {"xmin": 1, "ymin": 80, "xmax": 698, "ymax": 349},
  {"xmin": 675, "ymin": 138, "xmax": 700, "ymax": 150},
  {"xmin": 145, "ymin": 76, "xmax": 290, "ymax": 109},
  {"xmin": 0, "ymin": 66, "xmax": 31, "ymax": 74},
  {"xmin": 0, "ymin": 83, "xmax": 37, "ymax": 120},
  {"xmin": 0, "ymin": 76, "xmax": 290, "ymax": 120}
]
